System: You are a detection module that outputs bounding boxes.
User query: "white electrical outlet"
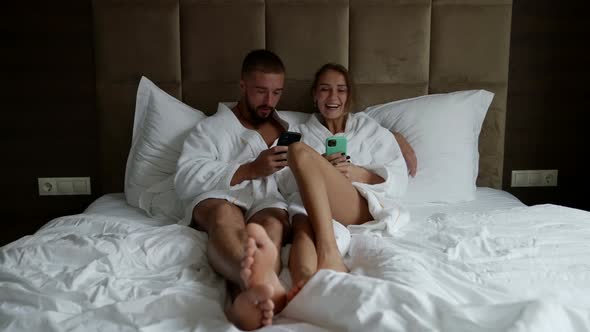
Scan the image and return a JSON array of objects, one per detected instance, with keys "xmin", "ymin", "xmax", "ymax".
[
  {"xmin": 38, "ymin": 177, "xmax": 91, "ymax": 196},
  {"xmin": 511, "ymin": 170, "xmax": 558, "ymax": 187}
]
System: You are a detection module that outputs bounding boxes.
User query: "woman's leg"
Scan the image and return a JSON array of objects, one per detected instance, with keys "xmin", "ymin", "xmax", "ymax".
[
  {"xmin": 287, "ymin": 142, "xmax": 372, "ymax": 271},
  {"xmin": 288, "ymin": 214, "xmax": 317, "ymax": 286}
]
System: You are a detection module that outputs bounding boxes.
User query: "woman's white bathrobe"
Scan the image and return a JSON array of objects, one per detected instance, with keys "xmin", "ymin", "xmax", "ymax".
[
  {"xmin": 276, "ymin": 112, "xmax": 410, "ymax": 236},
  {"xmin": 174, "ymin": 102, "xmax": 294, "ymax": 224}
]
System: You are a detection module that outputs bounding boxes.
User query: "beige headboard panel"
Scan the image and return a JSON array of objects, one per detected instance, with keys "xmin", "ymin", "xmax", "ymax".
[{"xmin": 93, "ymin": 0, "xmax": 512, "ymax": 194}]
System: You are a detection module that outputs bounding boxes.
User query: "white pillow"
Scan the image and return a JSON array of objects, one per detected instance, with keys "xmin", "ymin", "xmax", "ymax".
[
  {"xmin": 364, "ymin": 90, "xmax": 494, "ymax": 203},
  {"xmin": 125, "ymin": 77, "xmax": 206, "ymax": 221},
  {"xmin": 278, "ymin": 110, "xmax": 311, "ymax": 126}
]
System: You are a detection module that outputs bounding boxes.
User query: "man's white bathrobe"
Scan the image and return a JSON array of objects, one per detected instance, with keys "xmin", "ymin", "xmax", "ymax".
[
  {"xmin": 174, "ymin": 102, "xmax": 293, "ymax": 224},
  {"xmin": 276, "ymin": 112, "xmax": 410, "ymax": 236}
]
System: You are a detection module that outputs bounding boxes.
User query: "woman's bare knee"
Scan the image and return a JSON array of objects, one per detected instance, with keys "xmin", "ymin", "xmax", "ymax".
[{"xmin": 287, "ymin": 142, "xmax": 317, "ymax": 172}]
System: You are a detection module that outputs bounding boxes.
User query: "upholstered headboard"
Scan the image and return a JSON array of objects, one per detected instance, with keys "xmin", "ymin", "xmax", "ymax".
[{"xmin": 93, "ymin": 0, "xmax": 512, "ymax": 194}]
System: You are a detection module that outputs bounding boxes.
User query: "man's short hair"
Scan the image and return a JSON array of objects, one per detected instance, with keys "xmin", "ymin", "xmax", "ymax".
[{"xmin": 241, "ymin": 49, "xmax": 285, "ymax": 78}]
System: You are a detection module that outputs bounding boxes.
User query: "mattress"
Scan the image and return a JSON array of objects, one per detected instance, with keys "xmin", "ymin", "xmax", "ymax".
[{"xmin": 2, "ymin": 188, "xmax": 590, "ymax": 332}]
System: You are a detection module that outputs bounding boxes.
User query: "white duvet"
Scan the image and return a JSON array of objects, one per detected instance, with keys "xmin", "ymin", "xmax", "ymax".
[
  {"xmin": 0, "ymin": 214, "xmax": 232, "ymax": 332},
  {"xmin": 2, "ymin": 200, "xmax": 590, "ymax": 331}
]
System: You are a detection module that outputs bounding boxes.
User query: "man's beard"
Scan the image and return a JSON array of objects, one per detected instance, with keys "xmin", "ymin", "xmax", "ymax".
[{"xmin": 245, "ymin": 94, "xmax": 274, "ymax": 125}]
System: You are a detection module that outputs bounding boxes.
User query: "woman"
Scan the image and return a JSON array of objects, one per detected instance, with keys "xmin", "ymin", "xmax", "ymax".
[
  {"xmin": 238, "ymin": 64, "xmax": 408, "ymax": 327},
  {"xmin": 275, "ymin": 63, "xmax": 409, "ymax": 287}
]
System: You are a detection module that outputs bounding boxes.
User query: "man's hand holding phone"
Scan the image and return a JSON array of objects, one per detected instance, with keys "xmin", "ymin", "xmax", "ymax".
[
  {"xmin": 250, "ymin": 146, "xmax": 289, "ymax": 178},
  {"xmin": 231, "ymin": 146, "xmax": 288, "ymax": 185},
  {"xmin": 239, "ymin": 131, "xmax": 302, "ymax": 181}
]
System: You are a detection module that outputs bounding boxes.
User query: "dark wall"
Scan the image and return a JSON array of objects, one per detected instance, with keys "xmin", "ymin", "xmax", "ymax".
[
  {"xmin": 1, "ymin": 1, "xmax": 588, "ymax": 246},
  {"xmin": 503, "ymin": 2, "xmax": 589, "ymax": 210},
  {"xmin": 2, "ymin": 3, "xmax": 99, "ymax": 246}
]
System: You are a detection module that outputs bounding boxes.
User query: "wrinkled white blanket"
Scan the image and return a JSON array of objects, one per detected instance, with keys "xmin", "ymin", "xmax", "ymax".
[
  {"xmin": 0, "ymin": 214, "xmax": 232, "ymax": 332},
  {"xmin": 283, "ymin": 204, "xmax": 590, "ymax": 332},
  {"xmin": 2, "ymin": 204, "xmax": 590, "ymax": 332}
]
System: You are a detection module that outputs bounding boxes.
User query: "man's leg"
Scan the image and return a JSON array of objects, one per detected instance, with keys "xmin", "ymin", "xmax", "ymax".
[
  {"xmin": 193, "ymin": 199, "xmax": 275, "ymax": 330},
  {"xmin": 192, "ymin": 198, "xmax": 247, "ymax": 286}
]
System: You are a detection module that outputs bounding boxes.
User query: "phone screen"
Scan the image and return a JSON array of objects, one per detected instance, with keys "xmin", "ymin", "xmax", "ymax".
[{"xmin": 278, "ymin": 131, "xmax": 302, "ymax": 146}]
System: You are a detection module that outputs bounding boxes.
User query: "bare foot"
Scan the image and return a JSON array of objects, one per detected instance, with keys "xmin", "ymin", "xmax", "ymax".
[
  {"xmin": 241, "ymin": 223, "xmax": 288, "ymax": 314},
  {"xmin": 317, "ymin": 249, "xmax": 349, "ymax": 273},
  {"xmin": 226, "ymin": 284, "xmax": 274, "ymax": 331},
  {"xmin": 286, "ymin": 280, "xmax": 306, "ymax": 302}
]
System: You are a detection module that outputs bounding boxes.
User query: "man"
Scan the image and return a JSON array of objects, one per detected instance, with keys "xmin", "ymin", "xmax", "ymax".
[{"xmin": 175, "ymin": 49, "xmax": 292, "ymax": 330}]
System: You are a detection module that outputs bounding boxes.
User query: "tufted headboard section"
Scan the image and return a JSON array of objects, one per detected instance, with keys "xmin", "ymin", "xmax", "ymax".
[{"xmin": 93, "ymin": 0, "xmax": 512, "ymax": 194}]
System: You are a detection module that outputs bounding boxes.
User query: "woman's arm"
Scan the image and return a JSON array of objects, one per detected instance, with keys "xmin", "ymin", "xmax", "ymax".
[
  {"xmin": 339, "ymin": 116, "xmax": 408, "ymax": 197},
  {"xmin": 333, "ymin": 161, "xmax": 384, "ymax": 184},
  {"xmin": 393, "ymin": 132, "xmax": 417, "ymax": 177}
]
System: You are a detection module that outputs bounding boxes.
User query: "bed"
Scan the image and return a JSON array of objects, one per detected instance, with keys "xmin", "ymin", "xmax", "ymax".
[{"xmin": 2, "ymin": 0, "xmax": 590, "ymax": 331}]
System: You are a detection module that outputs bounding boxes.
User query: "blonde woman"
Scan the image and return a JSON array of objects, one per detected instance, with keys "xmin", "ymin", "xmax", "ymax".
[{"xmin": 240, "ymin": 63, "xmax": 408, "ymax": 312}]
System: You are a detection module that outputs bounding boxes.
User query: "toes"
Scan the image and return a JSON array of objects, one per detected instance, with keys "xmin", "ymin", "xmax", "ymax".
[
  {"xmin": 262, "ymin": 317, "xmax": 272, "ymax": 326},
  {"xmin": 246, "ymin": 237, "xmax": 256, "ymax": 253},
  {"xmin": 286, "ymin": 288, "xmax": 298, "ymax": 301},
  {"xmin": 286, "ymin": 280, "xmax": 306, "ymax": 301},
  {"xmin": 258, "ymin": 299, "xmax": 275, "ymax": 311},
  {"xmin": 286, "ymin": 291, "xmax": 295, "ymax": 302},
  {"xmin": 241, "ymin": 256, "xmax": 254, "ymax": 269},
  {"xmin": 240, "ymin": 268, "xmax": 252, "ymax": 286},
  {"xmin": 262, "ymin": 310, "xmax": 273, "ymax": 319}
]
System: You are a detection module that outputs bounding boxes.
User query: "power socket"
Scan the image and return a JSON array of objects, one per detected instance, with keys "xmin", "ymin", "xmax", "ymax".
[
  {"xmin": 511, "ymin": 170, "xmax": 558, "ymax": 187},
  {"xmin": 38, "ymin": 177, "xmax": 91, "ymax": 196}
]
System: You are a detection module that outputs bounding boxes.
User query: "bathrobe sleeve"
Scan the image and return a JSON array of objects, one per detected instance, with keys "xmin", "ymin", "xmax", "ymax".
[
  {"xmin": 352, "ymin": 117, "xmax": 408, "ymax": 199},
  {"xmin": 174, "ymin": 122, "xmax": 244, "ymax": 202}
]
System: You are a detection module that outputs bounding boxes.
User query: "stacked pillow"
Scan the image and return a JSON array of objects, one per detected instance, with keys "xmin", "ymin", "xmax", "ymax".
[
  {"xmin": 364, "ymin": 90, "xmax": 494, "ymax": 203},
  {"xmin": 125, "ymin": 77, "xmax": 493, "ymax": 221},
  {"xmin": 125, "ymin": 77, "xmax": 206, "ymax": 221}
]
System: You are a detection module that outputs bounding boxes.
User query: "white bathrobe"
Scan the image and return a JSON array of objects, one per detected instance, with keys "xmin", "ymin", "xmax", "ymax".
[
  {"xmin": 174, "ymin": 102, "xmax": 293, "ymax": 224},
  {"xmin": 276, "ymin": 112, "xmax": 410, "ymax": 236}
]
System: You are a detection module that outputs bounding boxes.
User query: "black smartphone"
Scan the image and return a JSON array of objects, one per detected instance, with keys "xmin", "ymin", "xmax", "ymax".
[{"xmin": 277, "ymin": 131, "xmax": 302, "ymax": 146}]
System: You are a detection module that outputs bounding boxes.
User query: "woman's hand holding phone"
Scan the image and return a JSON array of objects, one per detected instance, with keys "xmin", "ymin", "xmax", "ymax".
[
  {"xmin": 324, "ymin": 152, "xmax": 348, "ymax": 166},
  {"xmin": 325, "ymin": 154, "xmax": 371, "ymax": 183},
  {"xmin": 324, "ymin": 152, "xmax": 354, "ymax": 179}
]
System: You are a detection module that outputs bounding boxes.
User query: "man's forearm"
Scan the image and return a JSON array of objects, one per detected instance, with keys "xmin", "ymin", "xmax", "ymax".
[{"xmin": 230, "ymin": 162, "xmax": 255, "ymax": 186}]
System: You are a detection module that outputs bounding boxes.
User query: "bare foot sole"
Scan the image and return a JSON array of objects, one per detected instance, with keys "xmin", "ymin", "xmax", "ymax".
[
  {"xmin": 226, "ymin": 284, "xmax": 274, "ymax": 331},
  {"xmin": 241, "ymin": 223, "xmax": 288, "ymax": 313}
]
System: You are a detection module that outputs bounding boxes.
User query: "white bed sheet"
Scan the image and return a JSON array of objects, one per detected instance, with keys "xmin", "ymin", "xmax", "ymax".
[
  {"xmin": 283, "ymin": 193, "xmax": 590, "ymax": 331},
  {"xmin": 84, "ymin": 188, "xmax": 525, "ymax": 223},
  {"xmin": 2, "ymin": 188, "xmax": 590, "ymax": 332},
  {"xmin": 84, "ymin": 193, "xmax": 173, "ymax": 226}
]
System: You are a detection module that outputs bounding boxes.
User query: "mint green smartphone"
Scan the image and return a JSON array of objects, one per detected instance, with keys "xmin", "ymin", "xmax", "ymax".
[{"xmin": 325, "ymin": 136, "xmax": 347, "ymax": 156}]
